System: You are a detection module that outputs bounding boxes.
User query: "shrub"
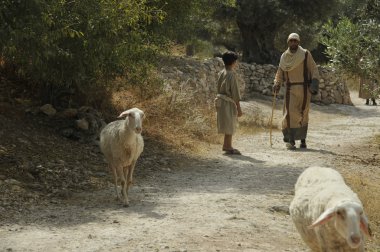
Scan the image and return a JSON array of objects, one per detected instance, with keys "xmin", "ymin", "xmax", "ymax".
[{"xmin": 0, "ymin": 0, "xmax": 164, "ymax": 106}]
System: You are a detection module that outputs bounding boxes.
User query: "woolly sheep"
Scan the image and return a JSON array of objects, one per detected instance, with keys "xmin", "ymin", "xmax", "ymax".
[
  {"xmin": 289, "ymin": 166, "xmax": 372, "ymax": 251},
  {"xmin": 99, "ymin": 108, "xmax": 145, "ymax": 206}
]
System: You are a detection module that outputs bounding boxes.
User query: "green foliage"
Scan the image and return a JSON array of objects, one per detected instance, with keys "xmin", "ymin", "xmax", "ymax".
[
  {"xmin": 0, "ymin": 0, "xmax": 240, "ymax": 106},
  {"xmin": 321, "ymin": 0, "xmax": 380, "ymax": 97},
  {"xmin": 321, "ymin": 16, "xmax": 380, "ymax": 86},
  {"xmin": 321, "ymin": 18, "xmax": 361, "ymax": 75},
  {"xmin": 185, "ymin": 39, "xmax": 214, "ymax": 58},
  {"xmin": 150, "ymin": 0, "xmax": 236, "ymax": 45},
  {"xmin": 0, "ymin": 0, "xmax": 165, "ymax": 106},
  {"xmin": 236, "ymin": 0, "xmax": 342, "ymax": 63}
]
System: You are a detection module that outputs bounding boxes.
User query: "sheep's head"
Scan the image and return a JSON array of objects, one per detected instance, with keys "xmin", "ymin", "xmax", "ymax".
[
  {"xmin": 308, "ymin": 201, "xmax": 372, "ymax": 248},
  {"xmin": 118, "ymin": 108, "xmax": 145, "ymax": 134}
]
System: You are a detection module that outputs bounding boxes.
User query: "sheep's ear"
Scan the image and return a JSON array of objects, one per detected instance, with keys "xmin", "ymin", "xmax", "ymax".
[
  {"xmin": 360, "ymin": 215, "xmax": 372, "ymax": 237},
  {"xmin": 308, "ymin": 207, "xmax": 336, "ymax": 229},
  {"xmin": 118, "ymin": 111, "xmax": 130, "ymax": 118}
]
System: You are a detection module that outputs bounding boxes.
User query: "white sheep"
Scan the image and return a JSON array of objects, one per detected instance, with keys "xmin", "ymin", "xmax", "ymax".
[
  {"xmin": 289, "ymin": 166, "xmax": 372, "ymax": 251},
  {"xmin": 99, "ymin": 108, "xmax": 145, "ymax": 206}
]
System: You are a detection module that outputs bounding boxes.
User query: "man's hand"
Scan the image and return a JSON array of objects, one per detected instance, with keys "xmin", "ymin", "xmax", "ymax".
[
  {"xmin": 237, "ymin": 109, "xmax": 243, "ymax": 117},
  {"xmin": 310, "ymin": 79, "xmax": 319, "ymax": 95},
  {"xmin": 272, "ymin": 84, "xmax": 281, "ymax": 94}
]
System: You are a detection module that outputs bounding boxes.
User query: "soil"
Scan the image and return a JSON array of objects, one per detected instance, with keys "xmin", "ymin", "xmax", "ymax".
[{"xmin": 0, "ymin": 92, "xmax": 379, "ymax": 252}]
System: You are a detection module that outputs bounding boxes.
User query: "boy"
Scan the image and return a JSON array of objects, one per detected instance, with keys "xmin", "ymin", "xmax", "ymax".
[{"xmin": 215, "ymin": 51, "xmax": 243, "ymax": 155}]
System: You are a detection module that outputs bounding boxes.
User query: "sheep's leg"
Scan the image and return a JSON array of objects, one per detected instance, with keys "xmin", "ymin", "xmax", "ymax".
[
  {"xmin": 111, "ymin": 165, "xmax": 121, "ymax": 201},
  {"xmin": 121, "ymin": 165, "xmax": 130, "ymax": 207},
  {"xmin": 127, "ymin": 160, "xmax": 137, "ymax": 191}
]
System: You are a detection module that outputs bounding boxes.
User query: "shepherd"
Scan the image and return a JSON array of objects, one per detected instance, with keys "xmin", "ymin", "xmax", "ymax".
[{"xmin": 272, "ymin": 33, "xmax": 320, "ymax": 150}]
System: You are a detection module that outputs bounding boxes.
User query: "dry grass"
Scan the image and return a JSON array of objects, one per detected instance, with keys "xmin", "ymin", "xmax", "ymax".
[
  {"xmin": 375, "ymin": 134, "xmax": 380, "ymax": 145},
  {"xmin": 238, "ymin": 111, "xmax": 274, "ymax": 135},
  {"xmin": 237, "ymin": 101, "xmax": 278, "ymax": 136},
  {"xmin": 343, "ymin": 135, "xmax": 380, "ymax": 249},
  {"xmin": 105, "ymin": 87, "xmax": 270, "ymax": 154},
  {"xmin": 107, "ymin": 88, "xmax": 222, "ymax": 153},
  {"xmin": 345, "ymin": 174, "xmax": 380, "ymax": 249},
  {"xmin": 344, "ymin": 75, "xmax": 360, "ymax": 91}
]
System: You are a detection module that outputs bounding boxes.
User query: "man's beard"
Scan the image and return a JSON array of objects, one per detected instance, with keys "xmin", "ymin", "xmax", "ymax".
[{"xmin": 290, "ymin": 45, "xmax": 298, "ymax": 52}]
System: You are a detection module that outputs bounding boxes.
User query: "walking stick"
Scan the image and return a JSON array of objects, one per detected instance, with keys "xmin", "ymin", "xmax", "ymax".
[{"xmin": 269, "ymin": 91, "xmax": 277, "ymax": 147}]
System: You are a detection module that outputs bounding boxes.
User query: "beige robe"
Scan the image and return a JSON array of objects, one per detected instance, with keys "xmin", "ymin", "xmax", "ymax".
[
  {"xmin": 274, "ymin": 49, "xmax": 320, "ymax": 141},
  {"xmin": 359, "ymin": 77, "xmax": 378, "ymax": 99},
  {"xmin": 215, "ymin": 69, "xmax": 241, "ymax": 135}
]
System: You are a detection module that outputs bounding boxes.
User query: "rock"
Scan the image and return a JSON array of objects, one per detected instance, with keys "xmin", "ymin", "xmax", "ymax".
[
  {"xmin": 26, "ymin": 172, "xmax": 35, "ymax": 180},
  {"xmin": 4, "ymin": 179, "xmax": 21, "ymax": 185},
  {"xmin": 11, "ymin": 185, "xmax": 23, "ymax": 192},
  {"xmin": 269, "ymin": 205, "xmax": 290, "ymax": 215},
  {"xmin": 262, "ymin": 88, "xmax": 271, "ymax": 96},
  {"xmin": 343, "ymin": 94, "xmax": 353, "ymax": 105},
  {"xmin": 334, "ymin": 90, "xmax": 343, "ymax": 104},
  {"xmin": 25, "ymin": 106, "xmax": 40, "ymax": 115},
  {"xmin": 158, "ymin": 57, "xmax": 352, "ymax": 105},
  {"xmin": 322, "ymin": 96, "xmax": 335, "ymax": 105},
  {"xmin": 60, "ymin": 108, "xmax": 78, "ymax": 118},
  {"xmin": 311, "ymin": 92, "xmax": 322, "ymax": 102},
  {"xmin": 60, "ymin": 128, "xmax": 80, "ymax": 140},
  {"xmin": 321, "ymin": 90, "xmax": 328, "ymax": 99},
  {"xmin": 76, "ymin": 118, "xmax": 89, "ymax": 130},
  {"xmin": 40, "ymin": 104, "xmax": 56, "ymax": 116}
]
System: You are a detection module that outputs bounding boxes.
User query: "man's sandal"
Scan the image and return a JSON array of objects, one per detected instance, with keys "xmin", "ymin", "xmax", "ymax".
[
  {"xmin": 224, "ymin": 148, "xmax": 242, "ymax": 155},
  {"xmin": 286, "ymin": 142, "xmax": 296, "ymax": 150}
]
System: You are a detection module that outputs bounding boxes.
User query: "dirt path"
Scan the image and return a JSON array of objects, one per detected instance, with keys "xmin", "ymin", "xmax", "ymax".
[{"xmin": 1, "ymin": 92, "xmax": 379, "ymax": 252}]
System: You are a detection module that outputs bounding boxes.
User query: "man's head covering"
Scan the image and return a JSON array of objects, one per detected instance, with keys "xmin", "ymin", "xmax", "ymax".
[
  {"xmin": 279, "ymin": 33, "xmax": 304, "ymax": 71},
  {"xmin": 287, "ymin": 33, "xmax": 300, "ymax": 43}
]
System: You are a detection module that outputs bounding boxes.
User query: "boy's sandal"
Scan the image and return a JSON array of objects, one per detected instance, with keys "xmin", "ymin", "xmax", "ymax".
[{"xmin": 224, "ymin": 148, "xmax": 241, "ymax": 155}]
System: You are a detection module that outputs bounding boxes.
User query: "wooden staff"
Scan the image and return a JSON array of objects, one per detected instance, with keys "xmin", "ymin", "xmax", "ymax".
[{"xmin": 270, "ymin": 91, "xmax": 277, "ymax": 147}]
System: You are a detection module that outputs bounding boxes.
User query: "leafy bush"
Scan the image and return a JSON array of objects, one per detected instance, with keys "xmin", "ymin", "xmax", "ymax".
[
  {"xmin": 0, "ymin": 0, "xmax": 164, "ymax": 106},
  {"xmin": 321, "ymin": 17, "xmax": 380, "ymax": 96},
  {"xmin": 186, "ymin": 39, "xmax": 214, "ymax": 58}
]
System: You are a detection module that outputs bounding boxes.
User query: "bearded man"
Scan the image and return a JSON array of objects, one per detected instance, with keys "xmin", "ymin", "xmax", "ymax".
[{"xmin": 273, "ymin": 33, "xmax": 320, "ymax": 150}]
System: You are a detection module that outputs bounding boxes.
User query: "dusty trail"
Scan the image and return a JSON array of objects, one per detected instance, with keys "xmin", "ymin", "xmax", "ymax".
[{"xmin": 0, "ymin": 92, "xmax": 379, "ymax": 252}]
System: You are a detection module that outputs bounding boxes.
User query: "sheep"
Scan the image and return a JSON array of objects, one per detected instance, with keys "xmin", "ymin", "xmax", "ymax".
[
  {"xmin": 99, "ymin": 108, "xmax": 145, "ymax": 206},
  {"xmin": 289, "ymin": 166, "xmax": 372, "ymax": 251}
]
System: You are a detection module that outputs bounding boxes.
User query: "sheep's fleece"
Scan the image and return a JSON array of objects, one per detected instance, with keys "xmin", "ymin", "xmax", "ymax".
[
  {"xmin": 99, "ymin": 108, "xmax": 145, "ymax": 206},
  {"xmin": 289, "ymin": 166, "xmax": 371, "ymax": 252}
]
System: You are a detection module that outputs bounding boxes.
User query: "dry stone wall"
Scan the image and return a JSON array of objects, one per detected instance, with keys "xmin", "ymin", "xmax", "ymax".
[{"xmin": 159, "ymin": 57, "xmax": 352, "ymax": 105}]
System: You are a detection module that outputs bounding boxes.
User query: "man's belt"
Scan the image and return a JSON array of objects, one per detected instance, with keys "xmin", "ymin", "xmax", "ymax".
[{"xmin": 287, "ymin": 82, "xmax": 305, "ymax": 86}]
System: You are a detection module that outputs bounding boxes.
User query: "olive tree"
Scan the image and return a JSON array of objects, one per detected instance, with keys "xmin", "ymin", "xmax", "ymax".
[
  {"xmin": 236, "ymin": 0, "xmax": 341, "ymax": 64},
  {"xmin": 321, "ymin": 0, "xmax": 380, "ymax": 95}
]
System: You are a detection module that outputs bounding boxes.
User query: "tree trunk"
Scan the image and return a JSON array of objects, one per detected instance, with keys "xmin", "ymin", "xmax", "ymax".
[{"xmin": 238, "ymin": 23, "xmax": 280, "ymax": 64}]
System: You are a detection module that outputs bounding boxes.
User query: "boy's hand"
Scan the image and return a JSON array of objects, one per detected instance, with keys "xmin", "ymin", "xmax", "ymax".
[{"xmin": 237, "ymin": 110, "xmax": 243, "ymax": 117}]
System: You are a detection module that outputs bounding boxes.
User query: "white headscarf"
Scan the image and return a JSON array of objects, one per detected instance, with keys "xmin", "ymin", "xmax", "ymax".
[
  {"xmin": 287, "ymin": 33, "xmax": 300, "ymax": 43},
  {"xmin": 279, "ymin": 33, "xmax": 306, "ymax": 71}
]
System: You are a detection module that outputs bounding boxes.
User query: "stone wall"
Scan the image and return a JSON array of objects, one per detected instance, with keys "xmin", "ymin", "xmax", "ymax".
[{"xmin": 159, "ymin": 57, "xmax": 352, "ymax": 105}]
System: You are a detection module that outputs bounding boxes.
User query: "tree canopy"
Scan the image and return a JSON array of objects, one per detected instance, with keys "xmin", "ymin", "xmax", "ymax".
[
  {"xmin": 1, "ymin": 0, "xmax": 380, "ymax": 104},
  {"xmin": 0, "ymin": 0, "xmax": 236, "ymax": 105},
  {"xmin": 236, "ymin": 0, "xmax": 342, "ymax": 64},
  {"xmin": 0, "ymin": 0, "xmax": 166, "ymax": 104},
  {"xmin": 321, "ymin": 0, "xmax": 380, "ymax": 91}
]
